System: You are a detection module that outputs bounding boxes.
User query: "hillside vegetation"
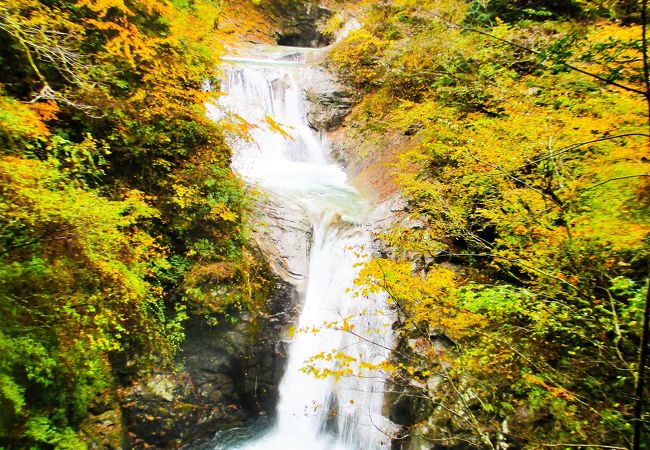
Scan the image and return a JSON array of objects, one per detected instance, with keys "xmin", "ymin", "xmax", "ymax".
[
  {"xmin": 326, "ymin": 0, "xmax": 650, "ymax": 448},
  {"xmin": 1, "ymin": 0, "xmax": 649, "ymax": 448},
  {"xmin": 0, "ymin": 0, "xmax": 284, "ymax": 447}
]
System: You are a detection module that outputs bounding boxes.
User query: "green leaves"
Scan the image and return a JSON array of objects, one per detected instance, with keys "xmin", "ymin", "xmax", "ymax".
[
  {"xmin": 465, "ymin": 0, "xmax": 582, "ymax": 25},
  {"xmin": 0, "ymin": 0, "xmax": 262, "ymax": 446},
  {"xmin": 23, "ymin": 416, "xmax": 86, "ymax": 450},
  {"xmin": 0, "ymin": 156, "xmax": 175, "ymax": 445},
  {"xmin": 335, "ymin": 0, "xmax": 649, "ymax": 447}
]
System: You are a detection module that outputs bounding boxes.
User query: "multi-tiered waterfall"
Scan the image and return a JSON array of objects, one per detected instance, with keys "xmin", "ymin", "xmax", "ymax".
[{"xmin": 207, "ymin": 47, "xmax": 393, "ymax": 450}]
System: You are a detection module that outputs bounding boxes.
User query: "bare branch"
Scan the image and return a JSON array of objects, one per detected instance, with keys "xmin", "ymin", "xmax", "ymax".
[
  {"xmin": 542, "ymin": 445, "xmax": 627, "ymax": 449},
  {"xmin": 577, "ymin": 173, "xmax": 650, "ymax": 194}
]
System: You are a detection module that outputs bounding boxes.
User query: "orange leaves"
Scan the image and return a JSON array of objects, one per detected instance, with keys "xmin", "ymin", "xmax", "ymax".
[
  {"xmin": 219, "ymin": 113, "xmax": 258, "ymax": 140},
  {"xmin": 525, "ymin": 374, "xmax": 576, "ymax": 401},
  {"xmin": 76, "ymin": 0, "xmax": 170, "ymax": 19},
  {"xmin": 86, "ymin": 17, "xmax": 157, "ymax": 66},
  {"xmin": 219, "ymin": 114, "xmax": 297, "ymax": 142},
  {"xmin": 185, "ymin": 262, "xmax": 235, "ymax": 285},
  {"xmin": 76, "ymin": 0, "xmax": 131, "ymax": 17},
  {"xmin": 0, "ymin": 95, "xmax": 50, "ymax": 139},
  {"xmin": 80, "ymin": 0, "xmax": 219, "ymax": 74},
  {"xmin": 29, "ymin": 100, "xmax": 59, "ymax": 123},
  {"xmin": 216, "ymin": 0, "xmax": 279, "ymax": 45}
]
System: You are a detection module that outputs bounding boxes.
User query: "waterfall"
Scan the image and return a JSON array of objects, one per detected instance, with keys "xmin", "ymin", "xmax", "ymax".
[{"xmin": 208, "ymin": 48, "xmax": 393, "ymax": 450}]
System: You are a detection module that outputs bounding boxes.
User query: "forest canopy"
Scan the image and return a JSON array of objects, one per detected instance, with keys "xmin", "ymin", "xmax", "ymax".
[
  {"xmin": 322, "ymin": 0, "xmax": 650, "ymax": 448},
  {"xmin": 0, "ymin": 0, "xmax": 269, "ymax": 447},
  {"xmin": 1, "ymin": 0, "xmax": 649, "ymax": 448}
]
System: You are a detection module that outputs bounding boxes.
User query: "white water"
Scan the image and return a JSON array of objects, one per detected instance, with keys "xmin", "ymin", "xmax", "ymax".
[{"xmin": 208, "ymin": 49, "xmax": 393, "ymax": 450}]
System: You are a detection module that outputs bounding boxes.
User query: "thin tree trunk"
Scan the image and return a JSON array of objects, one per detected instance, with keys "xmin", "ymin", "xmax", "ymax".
[
  {"xmin": 642, "ymin": 0, "xmax": 650, "ymax": 135},
  {"xmin": 632, "ymin": 272, "xmax": 650, "ymax": 450},
  {"xmin": 633, "ymin": 0, "xmax": 650, "ymax": 447}
]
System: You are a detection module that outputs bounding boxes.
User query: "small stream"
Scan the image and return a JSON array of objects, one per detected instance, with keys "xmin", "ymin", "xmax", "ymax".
[{"xmin": 204, "ymin": 47, "xmax": 393, "ymax": 450}]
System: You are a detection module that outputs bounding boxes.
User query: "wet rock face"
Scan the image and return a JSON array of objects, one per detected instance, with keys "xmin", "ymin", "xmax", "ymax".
[
  {"xmin": 305, "ymin": 68, "xmax": 354, "ymax": 131},
  {"xmin": 184, "ymin": 280, "xmax": 300, "ymax": 418},
  {"xmin": 119, "ymin": 372, "xmax": 248, "ymax": 448},
  {"xmin": 79, "ymin": 406, "xmax": 124, "ymax": 449},
  {"xmin": 272, "ymin": 2, "xmax": 333, "ymax": 47},
  {"xmin": 277, "ymin": 25, "xmax": 330, "ymax": 47},
  {"xmin": 121, "ymin": 278, "xmax": 300, "ymax": 449},
  {"xmin": 306, "ymin": 88, "xmax": 354, "ymax": 131},
  {"xmin": 253, "ymin": 197, "xmax": 312, "ymax": 292}
]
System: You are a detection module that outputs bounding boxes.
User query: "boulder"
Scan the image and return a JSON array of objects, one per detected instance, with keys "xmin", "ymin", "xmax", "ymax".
[
  {"xmin": 252, "ymin": 196, "xmax": 312, "ymax": 292},
  {"xmin": 119, "ymin": 372, "xmax": 248, "ymax": 449},
  {"xmin": 121, "ymin": 277, "xmax": 300, "ymax": 449},
  {"xmin": 305, "ymin": 68, "xmax": 354, "ymax": 131}
]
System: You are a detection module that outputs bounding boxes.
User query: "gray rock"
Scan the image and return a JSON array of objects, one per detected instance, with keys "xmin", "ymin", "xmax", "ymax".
[
  {"xmin": 305, "ymin": 68, "xmax": 354, "ymax": 131},
  {"xmin": 252, "ymin": 196, "xmax": 312, "ymax": 292},
  {"xmin": 271, "ymin": 2, "xmax": 333, "ymax": 47},
  {"xmin": 120, "ymin": 371, "xmax": 248, "ymax": 449},
  {"xmin": 121, "ymin": 278, "xmax": 300, "ymax": 449}
]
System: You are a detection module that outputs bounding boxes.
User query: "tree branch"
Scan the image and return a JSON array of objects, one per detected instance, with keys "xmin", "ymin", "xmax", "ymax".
[
  {"xmin": 578, "ymin": 173, "xmax": 650, "ymax": 194},
  {"xmin": 418, "ymin": 9, "xmax": 648, "ymax": 97}
]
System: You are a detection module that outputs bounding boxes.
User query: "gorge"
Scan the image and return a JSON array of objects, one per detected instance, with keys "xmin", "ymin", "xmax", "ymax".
[
  {"xmin": 201, "ymin": 46, "xmax": 394, "ymax": 450},
  {"xmin": 0, "ymin": 1, "xmax": 648, "ymax": 449}
]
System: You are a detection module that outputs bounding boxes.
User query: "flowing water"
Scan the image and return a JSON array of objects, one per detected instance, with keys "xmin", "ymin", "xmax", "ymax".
[{"xmin": 205, "ymin": 47, "xmax": 393, "ymax": 450}]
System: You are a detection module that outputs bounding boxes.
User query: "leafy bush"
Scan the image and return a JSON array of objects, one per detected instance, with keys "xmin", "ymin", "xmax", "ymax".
[
  {"xmin": 0, "ymin": 0, "xmax": 262, "ymax": 445},
  {"xmin": 329, "ymin": 0, "xmax": 650, "ymax": 447}
]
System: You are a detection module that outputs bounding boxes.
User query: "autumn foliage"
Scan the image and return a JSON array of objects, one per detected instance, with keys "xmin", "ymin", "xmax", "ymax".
[
  {"xmin": 327, "ymin": 0, "xmax": 650, "ymax": 448},
  {"xmin": 0, "ymin": 0, "xmax": 269, "ymax": 447}
]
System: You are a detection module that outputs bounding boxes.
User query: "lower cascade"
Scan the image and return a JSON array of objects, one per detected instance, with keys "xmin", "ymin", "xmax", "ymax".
[{"xmin": 206, "ymin": 47, "xmax": 394, "ymax": 450}]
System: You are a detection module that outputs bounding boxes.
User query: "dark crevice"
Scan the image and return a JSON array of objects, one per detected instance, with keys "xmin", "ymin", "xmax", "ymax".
[
  {"xmin": 274, "ymin": 5, "xmax": 333, "ymax": 48},
  {"xmin": 277, "ymin": 30, "xmax": 332, "ymax": 47}
]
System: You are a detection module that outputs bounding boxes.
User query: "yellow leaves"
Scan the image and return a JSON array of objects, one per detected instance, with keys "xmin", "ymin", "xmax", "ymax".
[
  {"xmin": 580, "ymin": 22, "xmax": 645, "ymax": 88},
  {"xmin": 357, "ymin": 258, "xmax": 456, "ymax": 309},
  {"xmin": 123, "ymin": 189, "xmax": 149, "ymax": 202},
  {"xmin": 87, "ymin": 18, "xmax": 157, "ymax": 66},
  {"xmin": 354, "ymin": 256, "xmax": 488, "ymax": 340},
  {"xmin": 171, "ymin": 183, "xmax": 197, "ymax": 209},
  {"xmin": 302, "ymin": 350, "xmax": 387, "ymax": 381},
  {"xmin": 167, "ymin": 0, "xmax": 223, "ymax": 62},
  {"xmin": 359, "ymin": 360, "xmax": 396, "ymax": 372},
  {"xmin": 263, "ymin": 115, "xmax": 294, "ymax": 140},
  {"xmin": 209, "ymin": 203, "xmax": 238, "ymax": 222},
  {"xmin": 323, "ymin": 12, "xmax": 345, "ymax": 37},
  {"xmin": 329, "ymin": 28, "xmax": 389, "ymax": 86},
  {"xmin": 76, "ymin": 0, "xmax": 131, "ymax": 17},
  {"xmin": 340, "ymin": 318, "xmax": 356, "ymax": 333},
  {"xmin": 171, "ymin": 183, "xmax": 239, "ymax": 223},
  {"xmin": 292, "ymin": 315, "xmax": 358, "ymax": 336}
]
